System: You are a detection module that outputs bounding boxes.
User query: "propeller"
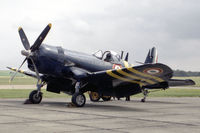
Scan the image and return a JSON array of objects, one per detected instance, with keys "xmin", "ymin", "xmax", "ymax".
[
  {"xmin": 10, "ymin": 23, "xmax": 52, "ymax": 82},
  {"xmin": 31, "ymin": 23, "xmax": 52, "ymax": 51},
  {"xmin": 10, "ymin": 58, "xmax": 27, "ymax": 82},
  {"xmin": 18, "ymin": 27, "xmax": 30, "ymax": 50}
]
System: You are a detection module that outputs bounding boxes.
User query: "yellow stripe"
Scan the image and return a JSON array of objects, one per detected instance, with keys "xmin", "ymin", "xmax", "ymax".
[
  {"xmin": 19, "ymin": 70, "xmax": 24, "ymax": 73},
  {"xmin": 106, "ymin": 70, "xmax": 144, "ymax": 86},
  {"xmin": 10, "ymin": 68, "xmax": 24, "ymax": 74},
  {"xmin": 126, "ymin": 67, "xmax": 164, "ymax": 82},
  {"xmin": 116, "ymin": 69, "xmax": 156, "ymax": 84}
]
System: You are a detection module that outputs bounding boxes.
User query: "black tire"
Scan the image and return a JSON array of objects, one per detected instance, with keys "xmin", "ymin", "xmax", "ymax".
[
  {"xmin": 29, "ymin": 90, "xmax": 43, "ymax": 104},
  {"xmin": 89, "ymin": 92, "xmax": 100, "ymax": 102},
  {"xmin": 72, "ymin": 92, "xmax": 86, "ymax": 107},
  {"xmin": 101, "ymin": 95, "xmax": 111, "ymax": 101},
  {"xmin": 141, "ymin": 98, "xmax": 145, "ymax": 102}
]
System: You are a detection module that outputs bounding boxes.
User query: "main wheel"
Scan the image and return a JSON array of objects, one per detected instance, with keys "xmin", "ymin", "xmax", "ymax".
[
  {"xmin": 89, "ymin": 92, "xmax": 100, "ymax": 102},
  {"xmin": 101, "ymin": 95, "xmax": 111, "ymax": 101},
  {"xmin": 72, "ymin": 92, "xmax": 86, "ymax": 107},
  {"xmin": 29, "ymin": 90, "xmax": 43, "ymax": 104}
]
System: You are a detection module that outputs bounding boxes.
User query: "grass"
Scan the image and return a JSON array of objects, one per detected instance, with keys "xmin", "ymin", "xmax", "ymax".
[
  {"xmin": 0, "ymin": 77, "xmax": 37, "ymax": 85},
  {"xmin": 173, "ymin": 77, "xmax": 200, "ymax": 87},
  {"xmin": 134, "ymin": 88, "xmax": 200, "ymax": 97},
  {"xmin": 0, "ymin": 70, "xmax": 36, "ymax": 85},
  {"xmin": 0, "ymin": 70, "xmax": 24, "ymax": 77},
  {"xmin": 0, "ymin": 71, "xmax": 11, "ymax": 76},
  {"xmin": 0, "ymin": 88, "xmax": 199, "ymax": 98}
]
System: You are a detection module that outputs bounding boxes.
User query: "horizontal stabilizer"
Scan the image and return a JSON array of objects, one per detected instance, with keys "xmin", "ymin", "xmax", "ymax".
[{"xmin": 168, "ymin": 79, "xmax": 195, "ymax": 86}]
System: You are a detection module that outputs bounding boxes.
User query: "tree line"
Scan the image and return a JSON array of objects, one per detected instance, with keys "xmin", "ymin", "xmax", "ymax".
[{"xmin": 173, "ymin": 70, "xmax": 200, "ymax": 77}]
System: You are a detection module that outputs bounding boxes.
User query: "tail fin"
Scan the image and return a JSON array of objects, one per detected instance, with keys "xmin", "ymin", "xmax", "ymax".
[{"xmin": 144, "ymin": 47, "xmax": 158, "ymax": 64}]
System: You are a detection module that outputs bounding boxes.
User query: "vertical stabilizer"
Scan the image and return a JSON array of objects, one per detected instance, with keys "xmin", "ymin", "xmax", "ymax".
[{"xmin": 144, "ymin": 47, "xmax": 158, "ymax": 64}]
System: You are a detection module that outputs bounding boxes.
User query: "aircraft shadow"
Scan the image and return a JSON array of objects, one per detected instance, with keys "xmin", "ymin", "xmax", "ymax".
[
  {"xmin": 84, "ymin": 104, "xmax": 146, "ymax": 112},
  {"xmin": 2, "ymin": 99, "xmax": 182, "ymax": 112},
  {"xmin": 37, "ymin": 100, "xmax": 147, "ymax": 112},
  {"xmin": 144, "ymin": 100, "xmax": 183, "ymax": 104}
]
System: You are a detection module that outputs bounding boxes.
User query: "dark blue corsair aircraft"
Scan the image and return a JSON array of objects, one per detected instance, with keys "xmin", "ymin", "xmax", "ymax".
[{"xmin": 8, "ymin": 23, "xmax": 195, "ymax": 107}]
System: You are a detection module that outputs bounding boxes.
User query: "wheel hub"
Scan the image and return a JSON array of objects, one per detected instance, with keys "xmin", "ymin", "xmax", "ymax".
[
  {"xmin": 33, "ymin": 93, "xmax": 41, "ymax": 102},
  {"xmin": 91, "ymin": 92, "xmax": 99, "ymax": 100},
  {"xmin": 76, "ymin": 95, "xmax": 85, "ymax": 105}
]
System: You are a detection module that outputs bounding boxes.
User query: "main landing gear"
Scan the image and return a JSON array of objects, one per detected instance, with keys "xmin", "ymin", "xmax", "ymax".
[
  {"xmin": 71, "ymin": 81, "xmax": 86, "ymax": 107},
  {"xmin": 141, "ymin": 89, "xmax": 149, "ymax": 102},
  {"xmin": 72, "ymin": 92, "xmax": 86, "ymax": 107}
]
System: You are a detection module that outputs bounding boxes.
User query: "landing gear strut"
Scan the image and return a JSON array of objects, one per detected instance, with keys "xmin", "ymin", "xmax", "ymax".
[{"xmin": 141, "ymin": 89, "xmax": 149, "ymax": 102}]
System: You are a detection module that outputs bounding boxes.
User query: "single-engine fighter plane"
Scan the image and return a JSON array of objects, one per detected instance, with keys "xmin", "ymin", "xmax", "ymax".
[{"xmin": 8, "ymin": 23, "xmax": 195, "ymax": 107}]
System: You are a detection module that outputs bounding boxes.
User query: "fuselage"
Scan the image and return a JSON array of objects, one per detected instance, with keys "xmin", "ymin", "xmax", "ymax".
[
  {"xmin": 26, "ymin": 44, "xmax": 140, "ymax": 98},
  {"xmin": 28, "ymin": 44, "xmax": 129, "ymax": 78}
]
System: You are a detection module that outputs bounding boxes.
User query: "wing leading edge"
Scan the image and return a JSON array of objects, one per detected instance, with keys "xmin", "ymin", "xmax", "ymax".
[{"xmin": 7, "ymin": 67, "xmax": 38, "ymax": 78}]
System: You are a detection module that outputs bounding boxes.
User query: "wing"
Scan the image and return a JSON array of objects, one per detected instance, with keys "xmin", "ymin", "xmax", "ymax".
[
  {"xmin": 90, "ymin": 63, "xmax": 173, "ymax": 87},
  {"xmin": 168, "ymin": 79, "xmax": 195, "ymax": 86},
  {"xmin": 69, "ymin": 67, "xmax": 90, "ymax": 79},
  {"xmin": 7, "ymin": 67, "xmax": 38, "ymax": 78}
]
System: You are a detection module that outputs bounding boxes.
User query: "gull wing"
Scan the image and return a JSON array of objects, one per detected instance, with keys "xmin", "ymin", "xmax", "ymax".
[{"xmin": 90, "ymin": 63, "xmax": 173, "ymax": 87}]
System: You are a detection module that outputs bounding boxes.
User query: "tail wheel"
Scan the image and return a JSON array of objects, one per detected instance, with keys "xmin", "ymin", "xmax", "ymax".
[
  {"xmin": 89, "ymin": 92, "xmax": 100, "ymax": 102},
  {"xmin": 101, "ymin": 95, "xmax": 111, "ymax": 101},
  {"xmin": 141, "ymin": 98, "xmax": 146, "ymax": 102},
  {"xmin": 29, "ymin": 90, "xmax": 43, "ymax": 104},
  {"xmin": 72, "ymin": 92, "xmax": 86, "ymax": 107}
]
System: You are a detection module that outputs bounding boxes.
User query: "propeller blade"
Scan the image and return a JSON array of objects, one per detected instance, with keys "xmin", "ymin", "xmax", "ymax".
[
  {"xmin": 18, "ymin": 27, "xmax": 30, "ymax": 50},
  {"xmin": 31, "ymin": 23, "xmax": 52, "ymax": 51},
  {"xmin": 10, "ymin": 58, "xmax": 27, "ymax": 82}
]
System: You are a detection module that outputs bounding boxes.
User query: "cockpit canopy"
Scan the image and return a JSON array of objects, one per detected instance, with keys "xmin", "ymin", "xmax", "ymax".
[{"xmin": 92, "ymin": 50, "xmax": 121, "ymax": 63}]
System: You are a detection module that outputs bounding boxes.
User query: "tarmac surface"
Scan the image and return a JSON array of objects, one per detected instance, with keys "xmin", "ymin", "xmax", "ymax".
[{"xmin": 0, "ymin": 97, "xmax": 200, "ymax": 133}]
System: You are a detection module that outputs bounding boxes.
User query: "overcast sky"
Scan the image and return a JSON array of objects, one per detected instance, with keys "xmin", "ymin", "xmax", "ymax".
[{"xmin": 0, "ymin": 0, "xmax": 200, "ymax": 71}]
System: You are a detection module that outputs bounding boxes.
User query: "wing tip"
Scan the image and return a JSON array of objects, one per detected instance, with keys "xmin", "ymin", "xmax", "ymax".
[{"xmin": 7, "ymin": 66, "xmax": 14, "ymax": 71}]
